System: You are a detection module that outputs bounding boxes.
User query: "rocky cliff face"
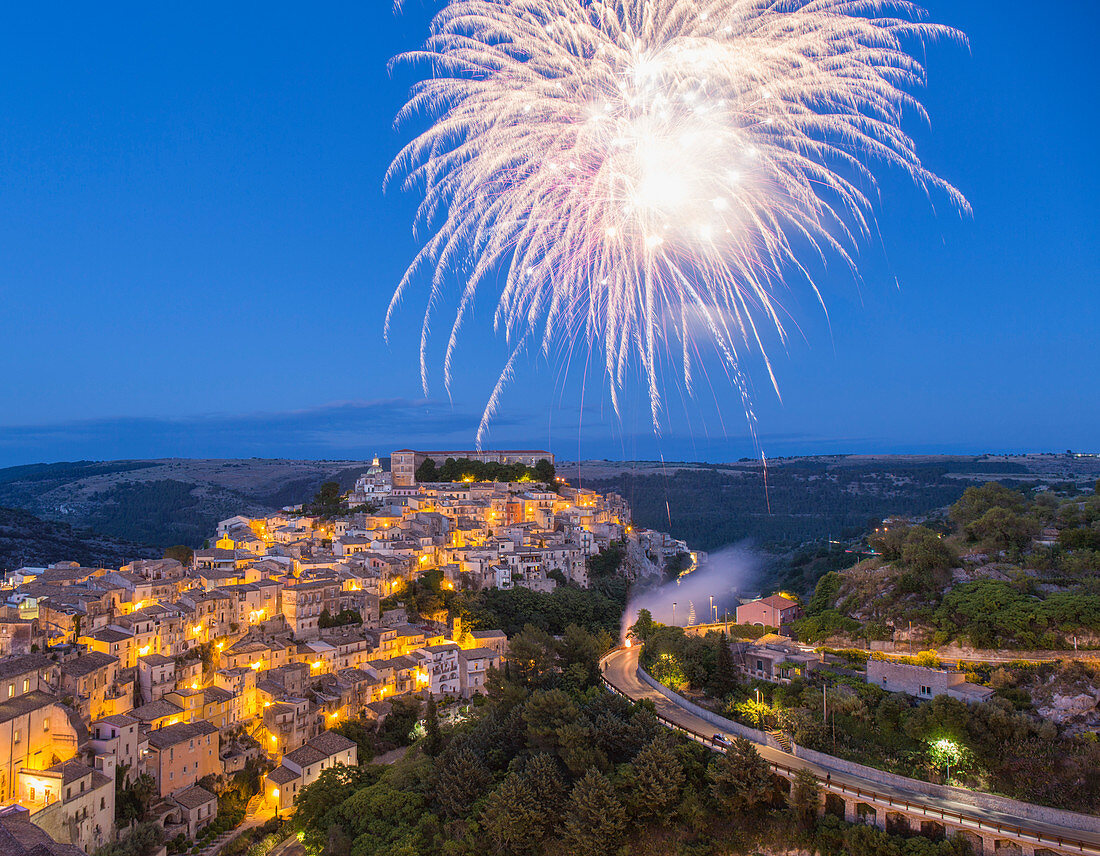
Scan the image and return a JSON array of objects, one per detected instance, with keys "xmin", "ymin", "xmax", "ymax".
[{"xmin": 1028, "ymin": 663, "xmax": 1100, "ymax": 733}]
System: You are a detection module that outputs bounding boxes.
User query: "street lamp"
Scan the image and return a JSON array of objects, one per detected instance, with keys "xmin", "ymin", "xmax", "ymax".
[
  {"xmin": 672, "ymin": 602, "xmax": 677, "ymax": 626},
  {"xmin": 272, "ymin": 788, "xmax": 279, "ymax": 819},
  {"xmin": 929, "ymin": 738, "xmax": 963, "ymax": 785},
  {"xmin": 709, "ymin": 595, "xmax": 713, "ymax": 624}
]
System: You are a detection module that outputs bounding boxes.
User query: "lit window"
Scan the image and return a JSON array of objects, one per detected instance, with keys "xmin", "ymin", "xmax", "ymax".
[{"xmin": 43, "ymin": 718, "xmax": 50, "ymax": 732}]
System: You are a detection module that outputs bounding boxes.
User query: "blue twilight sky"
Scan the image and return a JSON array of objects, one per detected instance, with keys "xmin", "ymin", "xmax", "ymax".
[{"xmin": 0, "ymin": 1, "xmax": 1096, "ymax": 467}]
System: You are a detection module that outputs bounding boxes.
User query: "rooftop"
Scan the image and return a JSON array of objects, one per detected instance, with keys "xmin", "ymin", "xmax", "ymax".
[
  {"xmin": 308, "ymin": 729, "xmax": 356, "ymax": 757},
  {"xmin": 60, "ymin": 651, "xmax": 118, "ymax": 677},
  {"xmin": 0, "ymin": 654, "xmax": 52, "ymax": 681},
  {"xmin": 171, "ymin": 784, "xmax": 217, "ymax": 810},
  {"xmin": 146, "ymin": 720, "xmax": 218, "ymax": 749},
  {"xmin": 265, "ymin": 765, "xmax": 300, "ymax": 786},
  {"xmin": 0, "ymin": 691, "xmax": 60, "ymax": 725}
]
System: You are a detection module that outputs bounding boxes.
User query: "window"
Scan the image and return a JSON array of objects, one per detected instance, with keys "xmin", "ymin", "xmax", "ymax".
[
  {"xmin": 42, "ymin": 717, "xmax": 49, "ymax": 732},
  {"xmin": 28, "ymin": 786, "xmax": 35, "ymax": 801},
  {"xmin": 13, "ymin": 729, "xmax": 20, "ymax": 744},
  {"xmin": 6, "ymin": 684, "xmax": 12, "ymax": 698},
  {"xmin": 22, "ymin": 679, "xmax": 29, "ymax": 693}
]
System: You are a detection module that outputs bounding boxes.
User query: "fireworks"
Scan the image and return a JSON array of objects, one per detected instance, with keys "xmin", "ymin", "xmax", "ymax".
[{"xmin": 387, "ymin": 0, "xmax": 968, "ymax": 446}]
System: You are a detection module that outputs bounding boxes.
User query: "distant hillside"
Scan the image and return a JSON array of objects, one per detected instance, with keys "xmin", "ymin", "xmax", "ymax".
[
  {"xmin": 0, "ymin": 506, "xmax": 158, "ymax": 571},
  {"xmin": 0, "ymin": 458, "xmax": 381, "ymax": 548},
  {"xmin": 577, "ymin": 453, "xmax": 1100, "ymax": 553},
  {"xmin": 2, "ymin": 452, "xmax": 1096, "ymax": 555}
]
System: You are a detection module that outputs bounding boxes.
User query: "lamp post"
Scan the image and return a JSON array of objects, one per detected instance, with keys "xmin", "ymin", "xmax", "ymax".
[
  {"xmin": 709, "ymin": 595, "xmax": 714, "ymax": 625},
  {"xmin": 272, "ymin": 788, "xmax": 279, "ymax": 819},
  {"xmin": 672, "ymin": 602, "xmax": 677, "ymax": 626}
]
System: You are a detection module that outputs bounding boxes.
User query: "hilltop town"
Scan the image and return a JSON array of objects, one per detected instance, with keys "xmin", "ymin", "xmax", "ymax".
[{"xmin": 0, "ymin": 449, "xmax": 698, "ymax": 856}]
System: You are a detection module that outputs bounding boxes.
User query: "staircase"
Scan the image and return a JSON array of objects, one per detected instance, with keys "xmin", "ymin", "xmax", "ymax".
[{"xmin": 768, "ymin": 729, "xmax": 792, "ymax": 753}]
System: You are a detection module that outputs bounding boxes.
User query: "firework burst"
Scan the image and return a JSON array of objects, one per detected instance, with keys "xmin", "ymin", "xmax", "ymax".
[{"xmin": 387, "ymin": 0, "xmax": 968, "ymax": 446}]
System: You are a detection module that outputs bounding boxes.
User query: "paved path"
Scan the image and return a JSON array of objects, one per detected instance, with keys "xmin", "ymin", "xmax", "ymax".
[
  {"xmin": 603, "ymin": 646, "xmax": 1100, "ymax": 855},
  {"xmin": 371, "ymin": 745, "xmax": 409, "ymax": 765},
  {"xmin": 267, "ymin": 834, "xmax": 304, "ymax": 856}
]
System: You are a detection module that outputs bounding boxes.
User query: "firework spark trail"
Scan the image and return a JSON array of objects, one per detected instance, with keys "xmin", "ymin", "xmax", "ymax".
[{"xmin": 387, "ymin": 0, "xmax": 968, "ymax": 448}]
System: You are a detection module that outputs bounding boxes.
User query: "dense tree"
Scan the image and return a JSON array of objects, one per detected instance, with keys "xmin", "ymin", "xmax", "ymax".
[
  {"xmin": 708, "ymin": 738, "xmax": 774, "ymax": 816},
  {"xmin": 523, "ymin": 688, "xmax": 579, "ymax": 752},
  {"xmin": 707, "ymin": 633, "xmax": 739, "ymax": 698},
  {"xmin": 480, "ymin": 772, "xmax": 543, "ymax": 854},
  {"xmin": 521, "ymin": 753, "xmax": 566, "ymax": 822},
  {"xmin": 586, "ymin": 541, "xmax": 625, "ymax": 578},
  {"xmin": 415, "ymin": 456, "xmax": 553, "ymax": 484},
  {"xmin": 377, "ymin": 696, "xmax": 422, "ymax": 749},
  {"xmin": 808, "ymin": 571, "xmax": 842, "ymax": 615},
  {"xmin": 162, "ymin": 544, "xmax": 193, "ymax": 566},
  {"xmin": 294, "ymin": 766, "xmax": 380, "ymax": 854},
  {"xmin": 319, "ymin": 608, "xmax": 363, "ymax": 628},
  {"xmin": 629, "ymin": 608, "xmax": 655, "ymax": 643},
  {"xmin": 950, "ymin": 481, "xmax": 1026, "ymax": 528},
  {"xmin": 465, "ymin": 584, "xmax": 628, "ymax": 638},
  {"xmin": 115, "ymin": 770, "xmax": 157, "ymax": 824},
  {"xmin": 92, "ymin": 821, "xmax": 165, "ymax": 856},
  {"xmin": 557, "ymin": 719, "xmax": 609, "ymax": 776},
  {"xmin": 507, "ymin": 626, "xmax": 559, "ymax": 688},
  {"xmin": 789, "ymin": 767, "xmax": 821, "ymax": 829},
  {"xmin": 336, "ymin": 775, "xmax": 431, "ymax": 855},
  {"xmin": 434, "ymin": 745, "xmax": 492, "ymax": 818},
  {"xmin": 561, "ymin": 769, "xmax": 626, "ymax": 856},
  {"xmin": 331, "ymin": 719, "xmax": 376, "ymax": 764},
  {"xmin": 625, "ymin": 735, "xmax": 685, "ymax": 821},
  {"xmin": 534, "ymin": 458, "xmax": 556, "ymax": 483},
  {"xmin": 965, "ymin": 507, "xmax": 1036, "ymax": 551},
  {"xmin": 307, "ymin": 481, "xmax": 345, "ymax": 518},
  {"xmin": 423, "ymin": 696, "xmax": 442, "ymax": 757},
  {"xmin": 900, "ymin": 527, "xmax": 954, "ymax": 575},
  {"xmin": 556, "ymin": 623, "xmax": 606, "ymax": 686}
]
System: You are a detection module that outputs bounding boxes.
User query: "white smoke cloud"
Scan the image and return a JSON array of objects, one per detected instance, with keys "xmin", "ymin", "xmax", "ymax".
[{"xmin": 622, "ymin": 542, "xmax": 764, "ymax": 639}]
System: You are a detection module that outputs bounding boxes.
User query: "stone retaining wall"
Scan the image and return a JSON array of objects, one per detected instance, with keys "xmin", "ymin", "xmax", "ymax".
[{"xmin": 635, "ymin": 665, "xmax": 1100, "ymax": 836}]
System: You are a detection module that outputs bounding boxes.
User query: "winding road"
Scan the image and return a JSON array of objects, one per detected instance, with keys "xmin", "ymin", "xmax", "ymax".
[{"xmin": 601, "ymin": 645, "xmax": 1100, "ymax": 856}]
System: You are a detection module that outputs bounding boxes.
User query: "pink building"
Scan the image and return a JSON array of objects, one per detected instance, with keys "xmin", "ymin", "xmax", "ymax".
[{"xmin": 735, "ymin": 595, "xmax": 801, "ymax": 630}]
